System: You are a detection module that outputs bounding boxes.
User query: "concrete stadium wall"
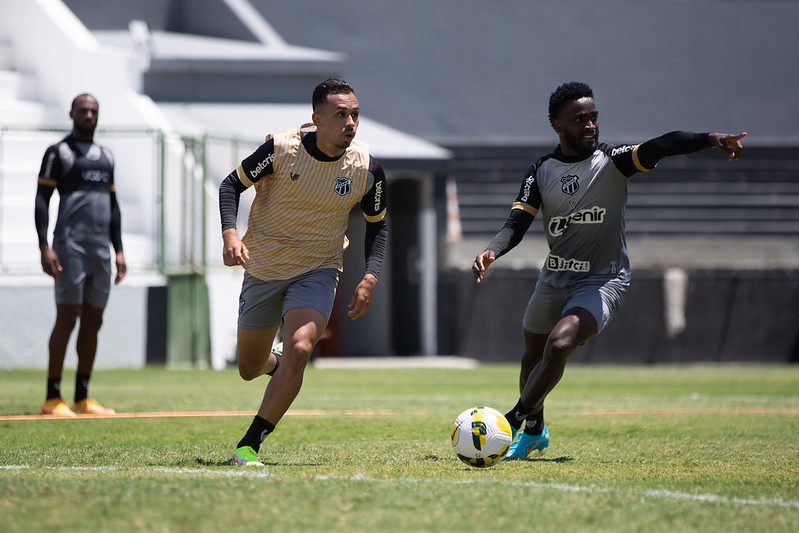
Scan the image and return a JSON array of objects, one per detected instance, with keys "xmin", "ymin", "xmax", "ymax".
[
  {"xmin": 442, "ymin": 268, "xmax": 799, "ymax": 364},
  {"xmin": 0, "ymin": 274, "xmax": 164, "ymax": 369}
]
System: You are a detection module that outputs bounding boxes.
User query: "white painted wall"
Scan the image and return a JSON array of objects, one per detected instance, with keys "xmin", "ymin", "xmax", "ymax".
[{"xmin": 0, "ymin": 273, "xmax": 164, "ymax": 369}]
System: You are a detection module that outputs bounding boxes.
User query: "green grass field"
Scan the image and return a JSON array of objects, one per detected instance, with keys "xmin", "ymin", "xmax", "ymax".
[{"xmin": 1, "ymin": 363, "xmax": 797, "ymax": 532}]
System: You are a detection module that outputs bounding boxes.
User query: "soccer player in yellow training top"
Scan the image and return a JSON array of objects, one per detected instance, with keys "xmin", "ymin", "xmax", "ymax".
[{"xmin": 219, "ymin": 79, "xmax": 388, "ymax": 466}]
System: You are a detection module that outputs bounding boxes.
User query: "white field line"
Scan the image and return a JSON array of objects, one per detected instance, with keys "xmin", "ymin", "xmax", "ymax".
[{"xmin": 3, "ymin": 465, "xmax": 797, "ymax": 509}]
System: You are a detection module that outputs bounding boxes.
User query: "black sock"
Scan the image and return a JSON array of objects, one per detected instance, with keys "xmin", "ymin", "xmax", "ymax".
[
  {"xmin": 237, "ymin": 415, "xmax": 276, "ymax": 452},
  {"xmin": 46, "ymin": 377, "xmax": 62, "ymax": 400},
  {"xmin": 504, "ymin": 399, "xmax": 532, "ymax": 431},
  {"xmin": 266, "ymin": 348, "xmax": 282, "ymax": 377},
  {"xmin": 523, "ymin": 407, "xmax": 545, "ymax": 435},
  {"xmin": 74, "ymin": 373, "xmax": 90, "ymax": 403}
]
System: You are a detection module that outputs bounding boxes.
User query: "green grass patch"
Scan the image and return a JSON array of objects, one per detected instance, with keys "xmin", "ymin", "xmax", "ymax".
[{"xmin": 1, "ymin": 364, "xmax": 798, "ymax": 532}]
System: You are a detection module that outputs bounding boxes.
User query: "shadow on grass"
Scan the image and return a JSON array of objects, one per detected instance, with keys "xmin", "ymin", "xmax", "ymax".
[
  {"xmin": 511, "ymin": 455, "xmax": 573, "ymax": 463},
  {"xmin": 194, "ymin": 457, "xmax": 325, "ymax": 467},
  {"xmin": 194, "ymin": 457, "xmax": 235, "ymax": 467},
  {"xmin": 422, "ymin": 454, "xmax": 573, "ymax": 464}
]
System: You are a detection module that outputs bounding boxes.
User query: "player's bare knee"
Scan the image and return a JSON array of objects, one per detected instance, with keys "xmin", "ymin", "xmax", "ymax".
[
  {"xmin": 237, "ymin": 355, "xmax": 265, "ymax": 381},
  {"xmin": 544, "ymin": 337, "xmax": 575, "ymax": 368},
  {"xmin": 57, "ymin": 308, "xmax": 80, "ymax": 327},
  {"xmin": 281, "ymin": 342, "xmax": 313, "ymax": 373},
  {"xmin": 80, "ymin": 316, "xmax": 103, "ymax": 334},
  {"xmin": 238, "ymin": 364, "xmax": 258, "ymax": 381},
  {"xmin": 557, "ymin": 339, "xmax": 578, "ymax": 355}
]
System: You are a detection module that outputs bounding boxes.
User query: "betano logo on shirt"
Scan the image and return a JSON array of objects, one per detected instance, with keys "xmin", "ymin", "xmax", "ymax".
[{"xmin": 548, "ymin": 205, "xmax": 606, "ymax": 237}]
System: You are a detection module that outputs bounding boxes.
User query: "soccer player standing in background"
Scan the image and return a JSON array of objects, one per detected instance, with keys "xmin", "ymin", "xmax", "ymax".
[
  {"xmin": 219, "ymin": 79, "xmax": 388, "ymax": 466},
  {"xmin": 36, "ymin": 93, "xmax": 126, "ymax": 417},
  {"xmin": 473, "ymin": 82, "xmax": 746, "ymax": 458}
]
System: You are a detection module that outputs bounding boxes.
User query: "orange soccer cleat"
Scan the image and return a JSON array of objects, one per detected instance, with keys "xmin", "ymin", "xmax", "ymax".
[
  {"xmin": 40, "ymin": 398, "xmax": 77, "ymax": 417},
  {"xmin": 73, "ymin": 398, "xmax": 117, "ymax": 415}
]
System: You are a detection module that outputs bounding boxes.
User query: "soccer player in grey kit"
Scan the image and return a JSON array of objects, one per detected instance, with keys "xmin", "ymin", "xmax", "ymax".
[
  {"xmin": 35, "ymin": 93, "xmax": 126, "ymax": 417},
  {"xmin": 472, "ymin": 82, "xmax": 746, "ymax": 458}
]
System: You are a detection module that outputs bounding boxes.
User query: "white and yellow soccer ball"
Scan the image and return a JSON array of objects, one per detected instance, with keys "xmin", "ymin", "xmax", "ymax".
[{"xmin": 450, "ymin": 406, "xmax": 513, "ymax": 468}]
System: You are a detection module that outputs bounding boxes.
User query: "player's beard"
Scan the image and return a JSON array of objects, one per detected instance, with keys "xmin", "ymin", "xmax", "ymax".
[
  {"xmin": 336, "ymin": 138, "xmax": 353, "ymax": 150},
  {"xmin": 74, "ymin": 123, "xmax": 96, "ymax": 138},
  {"xmin": 562, "ymin": 129, "xmax": 598, "ymax": 158}
]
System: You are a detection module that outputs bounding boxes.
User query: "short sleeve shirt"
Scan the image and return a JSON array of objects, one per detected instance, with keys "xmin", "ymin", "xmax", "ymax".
[
  {"xmin": 513, "ymin": 143, "xmax": 652, "ymax": 287},
  {"xmin": 236, "ymin": 125, "xmax": 375, "ymax": 281}
]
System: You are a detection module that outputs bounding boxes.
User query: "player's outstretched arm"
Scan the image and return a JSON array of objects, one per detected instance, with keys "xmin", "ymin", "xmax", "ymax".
[
  {"xmin": 637, "ymin": 131, "xmax": 747, "ymax": 169},
  {"xmin": 709, "ymin": 132, "xmax": 747, "ymax": 160}
]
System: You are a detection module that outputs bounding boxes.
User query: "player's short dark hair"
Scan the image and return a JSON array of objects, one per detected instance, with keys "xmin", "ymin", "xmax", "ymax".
[
  {"xmin": 71, "ymin": 93, "xmax": 98, "ymax": 111},
  {"xmin": 548, "ymin": 82, "xmax": 594, "ymax": 122},
  {"xmin": 312, "ymin": 79, "xmax": 355, "ymax": 111}
]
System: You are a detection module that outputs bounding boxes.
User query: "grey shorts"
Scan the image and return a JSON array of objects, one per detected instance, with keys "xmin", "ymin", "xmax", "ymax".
[
  {"xmin": 238, "ymin": 268, "xmax": 340, "ymax": 330},
  {"xmin": 53, "ymin": 239, "xmax": 112, "ymax": 308},
  {"xmin": 522, "ymin": 276, "xmax": 629, "ymax": 335}
]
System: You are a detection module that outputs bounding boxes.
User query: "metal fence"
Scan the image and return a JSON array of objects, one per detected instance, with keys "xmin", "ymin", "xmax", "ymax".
[{"xmin": 0, "ymin": 127, "xmax": 260, "ymax": 275}]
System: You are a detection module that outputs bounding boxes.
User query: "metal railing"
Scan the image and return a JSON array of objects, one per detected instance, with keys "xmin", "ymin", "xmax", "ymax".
[{"xmin": 0, "ymin": 127, "xmax": 260, "ymax": 275}]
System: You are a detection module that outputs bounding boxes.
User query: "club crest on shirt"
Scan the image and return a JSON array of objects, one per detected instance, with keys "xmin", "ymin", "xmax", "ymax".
[
  {"xmin": 561, "ymin": 175, "xmax": 579, "ymax": 195},
  {"xmin": 334, "ymin": 177, "xmax": 352, "ymax": 196}
]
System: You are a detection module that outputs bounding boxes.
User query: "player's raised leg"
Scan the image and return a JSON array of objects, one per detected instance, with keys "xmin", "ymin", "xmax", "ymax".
[{"xmin": 236, "ymin": 325, "xmax": 281, "ymax": 381}]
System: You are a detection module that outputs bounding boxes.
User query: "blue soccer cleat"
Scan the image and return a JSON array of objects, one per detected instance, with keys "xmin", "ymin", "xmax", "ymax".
[{"xmin": 506, "ymin": 425, "xmax": 550, "ymax": 459}]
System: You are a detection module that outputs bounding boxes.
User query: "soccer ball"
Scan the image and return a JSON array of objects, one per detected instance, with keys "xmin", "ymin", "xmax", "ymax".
[{"xmin": 451, "ymin": 406, "xmax": 513, "ymax": 468}]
